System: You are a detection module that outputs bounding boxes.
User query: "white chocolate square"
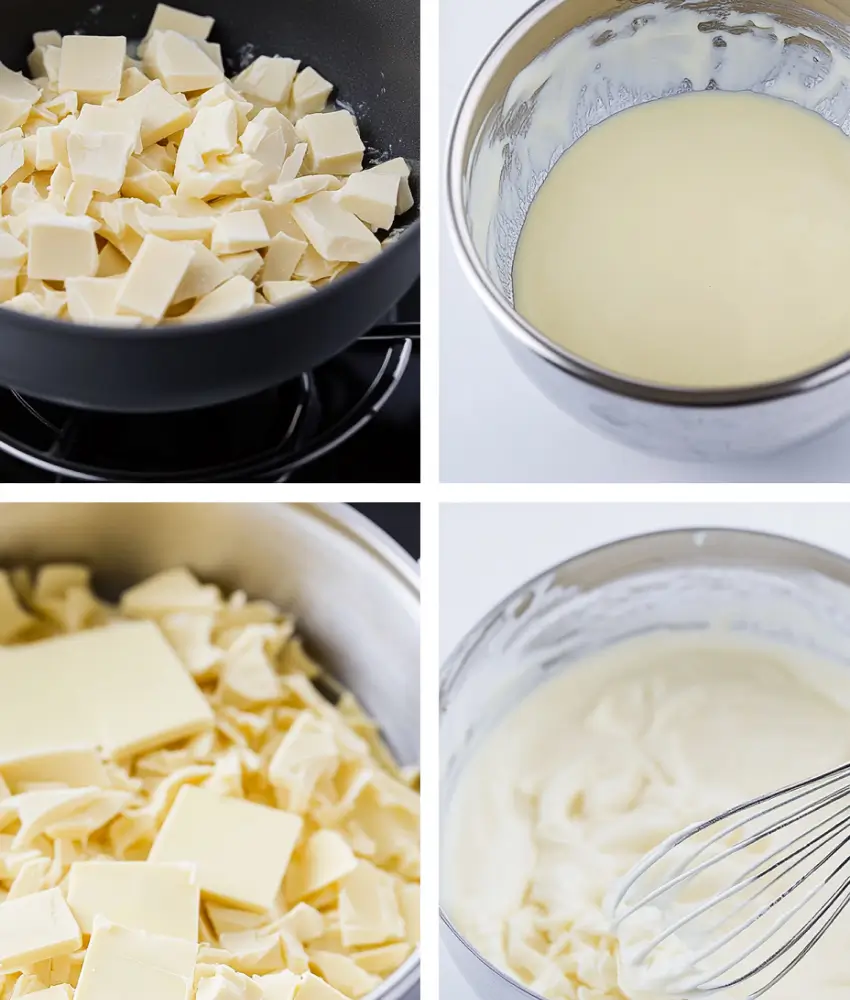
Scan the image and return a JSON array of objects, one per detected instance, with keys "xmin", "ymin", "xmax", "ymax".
[
  {"xmin": 295, "ymin": 110, "xmax": 364, "ymax": 175},
  {"xmin": 145, "ymin": 3, "xmax": 215, "ymax": 43},
  {"xmin": 148, "ymin": 785, "xmax": 302, "ymax": 909},
  {"xmin": 143, "ymin": 30, "xmax": 223, "ymax": 94},
  {"xmin": 180, "ymin": 274, "xmax": 256, "ymax": 322},
  {"xmin": 262, "ymin": 280, "xmax": 315, "ymax": 306},
  {"xmin": 121, "ymin": 81, "xmax": 192, "ymax": 146},
  {"xmin": 233, "ymin": 55, "xmax": 299, "ymax": 107},
  {"xmin": 116, "ymin": 233, "xmax": 194, "ymax": 320},
  {"xmin": 291, "ymin": 192, "xmax": 380, "ymax": 263},
  {"xmin": 58, "ymin": 35, "xmax": 126, "ymax": 99},
  {"xmin": 335, "ymin": 170, "xmax": 400, "ymax": 231},
  {"xmin": 291, "ymin": 67, "xmax": 333, "ymax": 119},
  {"xmin": 28, "ymin": 215, "xmax": 98, "ymax": 281},
  {"xmin": 211, "ymin": 210, "xmax": 270, "ymax": 255}
]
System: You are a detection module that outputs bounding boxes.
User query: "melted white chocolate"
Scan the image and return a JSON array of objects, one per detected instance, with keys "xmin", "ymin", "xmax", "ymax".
[{"xmin": 513, "ymin": 91, "xmax": 850, "ymax": 389}]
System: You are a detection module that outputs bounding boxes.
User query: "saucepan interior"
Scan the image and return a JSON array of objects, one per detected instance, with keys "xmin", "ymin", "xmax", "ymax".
[
  {"xmin": 440, "ymin": 527, "xmax": 850, "ymax": 999},
  {"xmin": 448, "ymin": 0, "xmax": 850, "ymax": 401}
]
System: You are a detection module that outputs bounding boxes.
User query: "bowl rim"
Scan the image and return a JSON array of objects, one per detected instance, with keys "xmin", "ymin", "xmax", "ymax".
[
  {"xmin": 438, "ymin": 525, "xmax": 850, "ymax": 999},
  {"xmin": 446, "ymin": 0, "xmax": 850, "ymax": 409}
]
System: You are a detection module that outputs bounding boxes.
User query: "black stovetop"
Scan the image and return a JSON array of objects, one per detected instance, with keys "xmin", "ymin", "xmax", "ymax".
[{"xmin": 0, "ymin": 286, "xmax": 420, "ymax": 484}]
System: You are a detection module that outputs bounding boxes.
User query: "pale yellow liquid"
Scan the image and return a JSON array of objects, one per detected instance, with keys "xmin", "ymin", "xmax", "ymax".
[{"xmin": 513, "ymin": 91, "xmax": 850, "ymax": 389}]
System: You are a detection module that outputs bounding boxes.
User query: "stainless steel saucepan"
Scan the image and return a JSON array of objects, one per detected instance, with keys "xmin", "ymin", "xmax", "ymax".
[{"xmin": 0, "ymin": 501, "xmax": 420, "ymax": 1000}]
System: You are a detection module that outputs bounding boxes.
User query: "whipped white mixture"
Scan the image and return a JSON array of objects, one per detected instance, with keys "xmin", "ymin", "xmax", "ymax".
[{"xmin": 443, "ymin": 633, "xmax": 850, "ymax": 999}]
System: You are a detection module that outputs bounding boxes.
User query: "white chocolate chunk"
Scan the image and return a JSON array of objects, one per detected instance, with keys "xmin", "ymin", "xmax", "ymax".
[
  {"xmin": 180, "ymin": 274, "xmax": 255, "ymax": 322},
  {"xmin": 116, "ymin": 233, "xmax": 194, "ymax": 320},
  {"xmin": 172, "ymin": 241, "xmax": 229, "ymax": 303},
  {"xmin": 34, "ymin": 125, "xmax": 69, "ymax": 171},
  {"xmin": 0, "ymin": 233, "xmax": 27, "ymax": 270},
  {"xmin": 269, "ymin": 176, "xmax": 338, "ymax": 205},
  {"xmin": 291, "ymin": 67, "xmax": 334, "ymax": 119},
  {"xmin": 233, "ymin": 56, "xmax": 299, "ymax": 107},
  {"xmin": 67, "ymin": 132, "xmax": 135, "ymax": 195},
  {"xmin": 143, "ymin": 30, "xmax": 223, "ymax": 94},
  {"xmin": 0, "ymin": 888, "xmax": 82, "ymax": 972},
  {"xmin": 145, "ymin": 3, "xmax": 215, "ymax": 43},
  {"xmin": 65, "ymin": 276, "xmax": 142, "ymax": 326},
  {"xmin": 97, "ymin": 241, "xmax": 130, "ymax": 277},
  {"xmin": 0, "ymin": 98, "xmax": 33, "ymax": 132},
  {"xmin": 67, "ymin": 860, "xmax": 200, "ymax": 939},
  {"xmin": 308, "ymin": 952, "xmax": 380, "ymax": 999},
  {"xmin": 218, "ymin": 250, "xmax": 264, "ymax": 281},
  {"xmin": 58, "ymin": 35, "xmax": 126, "ymax": 100},
  {"xmin": 291, "ymin": 193, "xmax": 380, "ymax": 263},
  {"xmin": 279, "ymin": 142, "xmax": 307, "ymax": 181},
  {"xmin": 335, "ymin": 171, "xmax": 400, "ymax": 231},
  {"xmin": 4, "ymin": 291, "xmax": 45, "ymax": 314},
  {"xmin": 120, "ymin": 66, "xmax": 151, "ymax": 99},
  {"xmin": 262, "ymin": 281, "xmax": 315, "ymax": 306},
  {"xmin": 139, "ymin": 213, "xmax": 215, "ymax": 242},
  {"xmin": 121, "ymin": 81, "xmax": 192, "ymax": 146},
  {"xmin": 175, "ymin": 101, "xmax": 237, "ymax": 179},
  {"xmin": 297, "ymin": 973, "xmax": 348, "ymax": 1000},
  {"xmin": 148, "ymin": 785, "xmax": 303, "ymax": 911},
  {"xmin": 73, "ymin": 104, "xmax": 143, "ymax": 155},
  {"xmin": 75, "ymin": 920, "xmax": 196, "ymax": 1000},
  {"xmin": 121, "ymin": 158, "xmax": 174, "ymax": 203},
  {"xmin": 371, "ymin": 157, "xmax": 414, "ymax": 214},
  {"xmin": 0, "ymin": 63, "xmax": 41, "ymax": 104},
  {"xmin": 338, "ymin": 861, "xmax": 405, "ymax": 947},
  {"xmin": 239, "ymin": 108, "xmax": 293, "ymax": 197},
  {"xmin": 0, "ymin": 141, "xmax": 26, "ymax": 186},
  {"xmin": 211, "ymin": 210, "xmax": 270, "ymax": 254},
  {"xmin": 295, "ymin": 110, "xmax": 364, "ymax": 175},
  {"xmin": 262, "ymin": 232, "xmax": 307, "ymax": 282},
  {"xmin": 28, "ymin": 215, "xmax": 98, "ymax": 281}
]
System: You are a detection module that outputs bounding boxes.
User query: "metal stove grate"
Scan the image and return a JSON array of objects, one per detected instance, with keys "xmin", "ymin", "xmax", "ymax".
[{"xmin": 0, "ymin": 324, "xmax": 417, "ymax": 483}]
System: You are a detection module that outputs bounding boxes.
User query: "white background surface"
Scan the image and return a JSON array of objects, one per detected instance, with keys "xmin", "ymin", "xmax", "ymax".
[
  {"xmin": 439, "ymin": 501, "xmax": 850, "ymax": 996},
  {"xmin": 439, "ymin": 0, "xmax": 850, "ymax": 484}
]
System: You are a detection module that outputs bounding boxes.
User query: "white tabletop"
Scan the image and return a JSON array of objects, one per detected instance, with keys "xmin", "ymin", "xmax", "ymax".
[
  {"xmin": 439, "ymin": 501, "xmax": 850, "ymax": 995},
  {"xmin": 439, "ymin": 0, "xmax": 850, "ymax": 484}
]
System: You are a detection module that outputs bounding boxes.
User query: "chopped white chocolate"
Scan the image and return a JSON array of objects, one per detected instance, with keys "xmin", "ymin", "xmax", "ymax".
[
  {"xmin": 291, "ymin": 67, "xmax": 334, "ymax": 120},
  {"xmin": 58, "ymin": 36, "xmax": 126, "ymax": 101},
  {"xmin": 145, "ymin": 3, "xmax": 215, "ymax": 44},
  {"xmin": 218, "ymin": 249, "xmax": 264, "ymax": 281},
  {"xmin": 115, "ymin": 233, "xmax": 194, "ymax": 320},
  {"xmin": 269, "ymin": 176, "xmax": 339, "ymax": 206},
  {"xmin": 143, "ymin": 30, "xmax": 223, "ymax": 94},
  {"xmin": 232, "ymin": 56, "xmax": 299, "ymax": 107},
  {"xmin": 295, "ymin": 110, "xmax": 364, "ymax": 175},
  {"xmin": 67, "ymin": 132, "xmax": 135, "ymax": 196},
  {"xmin": 180, "ymin": 274, "xmax": 255, "ymax": 322},
  {"xmin": 262, "ymin": 232, "xmax": 307, "ymax": 282},
  {"xmin": 121, "ymin": 81, "xmax": 192, "ymax": 146},
  {"xmin": 0, "ymin": 15, "xmax": 412, "ymax": 327},
  {"xmin": 211, "ymin": 210, "xmax": 270, "ymax": 255},
  {"xmin": 0, "ymin": 888, "xmax": 81, "ymax": 972},
  {"xmin": 335, "ymin": 170, "xmax": 400, "ymax": 231},
  {"xmin": 291, "ymin": 193, "xmax": 380, "ymax": 263},
  {"xmin": 28, "ymin": 215, "xmax": 98, "ymax": 281},
  {"xmin": 172, "ymin": 241, "xmax": 229, "ymax": 302},
  {"xmin": 371, "ymin": 157, "xmax": 414, "ymax": 214},
  {"xmin": 65, "ymin": 276, "xmax": 141, "ymax": 326},
  {"xmin": 262, "ymin": 281, "xmax": 315, "ymax": 306}
]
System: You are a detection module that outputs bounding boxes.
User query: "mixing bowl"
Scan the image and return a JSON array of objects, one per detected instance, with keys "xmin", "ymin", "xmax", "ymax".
[
  {"xmin": 440, "ymin": 527, "xmax": 850, "ymax": 999},
  {"xmin": 447, "ymin": 0, "xmax": 850, "ymax": 461},
  {"xmin": 0, "ymin": 501, "xmax": 420, "ymax": 1000}
]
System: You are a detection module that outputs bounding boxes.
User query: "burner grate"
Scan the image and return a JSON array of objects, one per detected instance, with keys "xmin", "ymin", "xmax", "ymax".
[{"xmin": 0, "ymin": 327, "xmax": 416, "ymax": 483}]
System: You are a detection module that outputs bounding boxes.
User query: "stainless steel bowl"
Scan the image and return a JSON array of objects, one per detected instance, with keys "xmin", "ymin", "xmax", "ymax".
[
  {"xmin": 0, "ymin": 501, "xmax": 420, "ymax": 1000},
  {"xmin": 447, "ymin": 0, "xmax": 850, "ymax": 461},
  {"xmin": 440, "ymin": 528, "xmax": 850, "ymax": 999}
]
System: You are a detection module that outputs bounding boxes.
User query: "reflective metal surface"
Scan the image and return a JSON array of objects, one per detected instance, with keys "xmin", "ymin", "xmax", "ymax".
[
  {"xmin": 447, "ymin": 0, "xmax": 850, "ymax": 460},
  {"xmin": 440, "ymin": 528, "xmax": 850, "ymax": 1000},
  {"xmin": 0, "ymin": 501, "xmax": 420, "ymax": 1000}
]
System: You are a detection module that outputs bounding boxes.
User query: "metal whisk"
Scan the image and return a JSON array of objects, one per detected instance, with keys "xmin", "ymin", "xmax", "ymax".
[{"xmin": 609, "ymin": 761, "xmax": 850, "ymax": 999}]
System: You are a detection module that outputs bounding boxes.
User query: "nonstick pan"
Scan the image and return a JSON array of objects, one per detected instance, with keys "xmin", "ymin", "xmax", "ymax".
[{"xmin": 0, "ymin": 0, "xmax": 420, "ymax": 413}]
